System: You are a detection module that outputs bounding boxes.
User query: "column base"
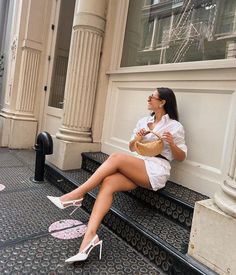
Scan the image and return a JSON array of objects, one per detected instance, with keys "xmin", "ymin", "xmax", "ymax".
[
  {"xmin": 214, "ymin": 179, "xmax": 236, "ymax": 218},
  {"xmin": 188, "ymin": 199, "xmax": 236, "ymax": 275},
  {"xmin": 0, "ymin": 115, "xmax": 37, "ymax": 148},
  {"xmin": 47, "ymin": 137, "xmax": 101, "ymax": 170},
  {"xmin": 56, "ymin": 127, "xmax": 92, "ymax": 143}
]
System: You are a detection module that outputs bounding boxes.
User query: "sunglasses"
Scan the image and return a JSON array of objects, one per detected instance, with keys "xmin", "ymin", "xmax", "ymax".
[{"xmin": 148, "ymin": 95, "xmax": 162, "ymax": 101}]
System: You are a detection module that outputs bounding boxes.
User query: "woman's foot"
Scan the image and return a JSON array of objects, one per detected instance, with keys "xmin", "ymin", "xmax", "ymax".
[
  {"xmin": 60, "ymin": 191, "xmax": 83, "ymax": 203},
  {"xmin": 47, "ymin": 196, "xmax": 83, "ymax": 209},
  {"xmin": 65, "ymin": 234, "xmax": 103, "ymax": 263}
]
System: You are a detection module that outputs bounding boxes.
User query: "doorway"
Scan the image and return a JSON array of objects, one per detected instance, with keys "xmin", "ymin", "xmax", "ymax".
[{"xmin": 42, "ymin": 0, "xmax": 75, "ymax": 135}]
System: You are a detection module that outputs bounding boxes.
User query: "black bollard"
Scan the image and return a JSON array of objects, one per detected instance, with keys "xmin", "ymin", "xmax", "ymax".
[{"xmin": 33, "ymin": 132, "xmax": 53, "ymax": 182}]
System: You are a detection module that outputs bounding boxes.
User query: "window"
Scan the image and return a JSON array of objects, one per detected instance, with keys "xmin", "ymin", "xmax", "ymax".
[
  {"xmin": 121, "ymin": 0, "xmax": 236, "ymax": 67},
  {"xmin": 48, "ymin": 0, "xmax": 75, "ymax": 109}
]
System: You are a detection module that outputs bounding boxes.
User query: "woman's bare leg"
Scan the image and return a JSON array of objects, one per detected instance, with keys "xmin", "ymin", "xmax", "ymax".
[
  {"xmin": 61, "ymin": 153, "xmax": 151, "ymax": 202},
  {"xmin": 79, "ymin": 172, "xmax": 138, "ymax": 251}
]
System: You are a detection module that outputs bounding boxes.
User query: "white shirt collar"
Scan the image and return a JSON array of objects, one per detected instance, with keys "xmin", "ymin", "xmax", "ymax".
[{"xmin": 148, "ymin": 114, "xmax": 170, "ymax": 123}]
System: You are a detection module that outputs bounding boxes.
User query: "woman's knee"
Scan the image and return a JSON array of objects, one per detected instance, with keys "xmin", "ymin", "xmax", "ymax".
[
  {"xmin": 99, "ymin": 176, "xmax": 115, "ymax": 193},
  {"xmin": 108, "ymin": 152, "xmax": 126, "ymax": 163}
]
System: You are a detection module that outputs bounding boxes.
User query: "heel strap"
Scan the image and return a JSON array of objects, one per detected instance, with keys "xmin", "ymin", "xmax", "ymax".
[
  {"xmin": 81, "ymin": 235, "xmax": 99, "ymax": 253},
  {"xmin": 64, "ymin": 198, "xmax": 83, "ymax": 204},
  {"xmin": 62, "ymin": 198, "xmax": 83, "ymax": 207}
]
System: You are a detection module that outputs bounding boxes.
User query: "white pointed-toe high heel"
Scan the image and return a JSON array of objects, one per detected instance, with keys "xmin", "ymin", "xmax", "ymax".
[
  {"xmin": 47, "ymin": 196, "xmax": 83, "ymax": 215},
  {"xmin": 65, "ymin": 235, "xmax": 103, "ymax": 263}
]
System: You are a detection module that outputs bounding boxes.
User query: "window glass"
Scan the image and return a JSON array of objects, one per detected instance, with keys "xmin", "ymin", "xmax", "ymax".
[
  {"xmin": 121, "ymin": 0, "xmax": 236, "ymax": 67},
  {"xmin": 48, "ymin": 0, "xmax": 75, "ymax": 109}
]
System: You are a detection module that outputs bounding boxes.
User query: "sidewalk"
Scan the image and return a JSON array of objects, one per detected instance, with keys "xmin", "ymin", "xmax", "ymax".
[{"xmin": 0, "ymin": 148, "xmax": 164, "ymax": 274}]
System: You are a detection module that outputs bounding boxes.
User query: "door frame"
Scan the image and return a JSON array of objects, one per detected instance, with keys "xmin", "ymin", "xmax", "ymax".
[{"xmin": 38, "ymin": 0, "xmax": 62, "ymax": 136}]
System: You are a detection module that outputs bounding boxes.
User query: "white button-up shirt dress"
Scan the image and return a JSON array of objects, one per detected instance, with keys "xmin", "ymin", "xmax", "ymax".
[{"xmin": 131, "ymin": 114, "xmax": 187, "ymax": 191}]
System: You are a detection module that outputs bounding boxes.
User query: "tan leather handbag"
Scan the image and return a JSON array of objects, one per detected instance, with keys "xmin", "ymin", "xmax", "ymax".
[{"xmin": 134, "ymin": 131, "xmax": 163, "ymax": 157}]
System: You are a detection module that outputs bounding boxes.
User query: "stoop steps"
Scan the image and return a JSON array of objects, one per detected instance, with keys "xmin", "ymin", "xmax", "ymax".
[{"xmin": 45, "ymin": 152, "xmax": 217, "ymax": 275}]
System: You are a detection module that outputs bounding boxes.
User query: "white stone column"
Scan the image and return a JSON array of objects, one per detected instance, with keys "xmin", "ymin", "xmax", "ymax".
[
  {"xmin": 214, "ymin": 126, "xmax": 236, "ymax": 218},
  {"xmin": 0, "ymin": 41, "xmax": 41, "ymax": 148},
  {"xmin": 56, "ymin": 0, "xmax": 107, "ymax": 143},
  {"xmin": 0, "ymin": 0, "xmax": 52, "ymax": 148},
  {"xmin": 48, "ymin": 0, "xmax": 107, "ymax": 170},
  {"xmin": 188, "ymin": 126, "xmax": 236, "ymax": 274},
  {"xmin": 0, "ymin": 0, "xmax": 8, "ymax": 52}
]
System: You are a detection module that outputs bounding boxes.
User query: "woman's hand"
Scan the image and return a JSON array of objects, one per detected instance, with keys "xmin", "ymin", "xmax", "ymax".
[
  {"xmin": 129, "ymin": 128, "xmax": 150, "ymax": 152},
  {"xmin": 136, "ymin": 128, "xmax": 150, "ymax": 137},
  {"xmin": 162, "ymin": 131, "xmax": 186, "ymax": 161},
  {"xmin": 162, "ymin": 131, "xmax": 174, "ymax": 146}
]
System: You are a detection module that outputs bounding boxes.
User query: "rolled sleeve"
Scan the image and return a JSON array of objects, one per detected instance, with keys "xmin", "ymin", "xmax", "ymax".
[{"xmin": 173, "ymin": 125, "xmax": 188, "ymax": 157}]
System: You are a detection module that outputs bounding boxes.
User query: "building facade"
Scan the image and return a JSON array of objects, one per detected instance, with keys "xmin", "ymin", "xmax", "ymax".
[{"xmin": 0, "ymin": 0, "xmax": 236, "ymax": 273}]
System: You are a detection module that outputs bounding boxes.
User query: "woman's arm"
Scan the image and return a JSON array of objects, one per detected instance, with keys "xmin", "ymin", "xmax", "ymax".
[
  {"xmin": 162, "ymin": 131, "xmax": 186, "ymax": 161},
  {"xmin": 169, "ymin": 143, "xmax": 186, "ymax": 161},
  {"xmin": 129, "ymin": 139, "xmax": 137, "ymax": 152}
]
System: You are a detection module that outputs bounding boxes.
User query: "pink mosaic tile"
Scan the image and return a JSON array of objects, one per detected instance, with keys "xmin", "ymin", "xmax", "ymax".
[{"xmin": 48, "ymin": 219, "xmax": 87, "ymax": 240}]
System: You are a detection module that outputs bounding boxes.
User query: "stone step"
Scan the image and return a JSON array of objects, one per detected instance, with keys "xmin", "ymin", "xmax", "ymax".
[
  {"xmin": 45, "ymin": 162, "xmax": 215, "ymax": 275},
  {"xmin": 81, "ymin": 152, "xmax": 208, "ymax": 229}
]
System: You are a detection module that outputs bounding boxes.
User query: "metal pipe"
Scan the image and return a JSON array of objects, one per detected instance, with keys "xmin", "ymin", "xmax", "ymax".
[{"xmin": 33, "ymin": 132, "xmax": 53, "ymax": 182}]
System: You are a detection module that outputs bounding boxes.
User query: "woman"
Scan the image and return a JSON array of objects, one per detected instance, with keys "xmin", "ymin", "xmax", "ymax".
[{"xmin": 47, "ymin": 87, "xmax": 187, "ymax": 263}]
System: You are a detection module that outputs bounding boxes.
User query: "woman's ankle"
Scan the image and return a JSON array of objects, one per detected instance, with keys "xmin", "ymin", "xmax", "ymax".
[{"xmin": 80, "ymin": 231, "xmax": 97, "ymax": 251}]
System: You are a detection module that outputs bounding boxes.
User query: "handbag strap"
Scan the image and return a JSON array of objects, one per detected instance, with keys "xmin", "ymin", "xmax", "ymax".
[
  {"xmin": 134, "ymin": 130, "xmax": 162, "ymax": 142},
  {"xmin": 146, "ymin": 130, "xmax": 162, "ymax": 140}
]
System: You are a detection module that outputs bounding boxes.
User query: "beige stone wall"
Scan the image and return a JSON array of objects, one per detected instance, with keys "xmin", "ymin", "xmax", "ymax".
[{"xmin": 101, "ymin": 63, "xmax": 236, "ymax": 197}]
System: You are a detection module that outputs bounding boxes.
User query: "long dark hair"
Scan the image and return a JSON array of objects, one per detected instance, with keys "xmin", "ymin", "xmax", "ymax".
[{"xmin": 152, "ymin": 87, "xmax": 179, "ymax": 121}]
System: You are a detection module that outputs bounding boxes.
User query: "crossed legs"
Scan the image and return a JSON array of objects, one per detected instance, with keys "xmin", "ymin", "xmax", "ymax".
[{"xmin": 60, "ymin": 153, "xmax": 152, "ymax": 251}]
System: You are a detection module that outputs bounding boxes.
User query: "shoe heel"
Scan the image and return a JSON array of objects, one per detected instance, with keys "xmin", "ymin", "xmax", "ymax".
[
  {"xmin": 98, "ymin": 241, "xmax": 103, "ymax": 260},
  {"xmin": 69, "ymin": 206, "xmax": 80, "ymax": 216}
]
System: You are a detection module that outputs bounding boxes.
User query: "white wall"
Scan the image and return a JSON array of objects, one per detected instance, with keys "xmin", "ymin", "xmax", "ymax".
[{"xmin": 101, "ymin": 61, "xmax": 236, "ymax": 197}]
